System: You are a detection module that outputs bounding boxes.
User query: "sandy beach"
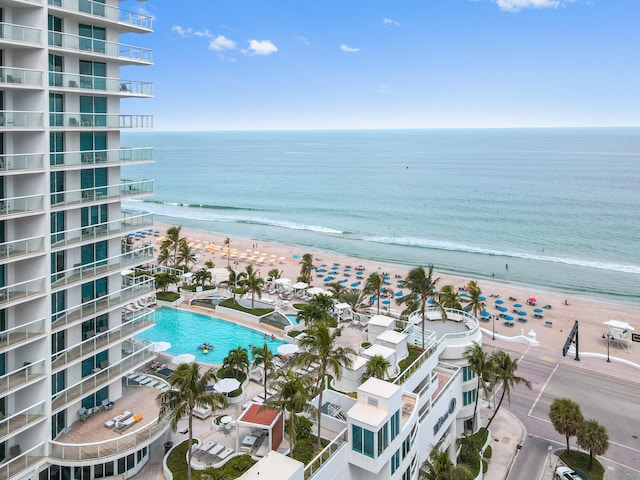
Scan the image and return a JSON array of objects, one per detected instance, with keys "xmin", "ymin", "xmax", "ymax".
[{"xmin": 147, "ymin": 221, "xmax": 640, "ymax": 366}]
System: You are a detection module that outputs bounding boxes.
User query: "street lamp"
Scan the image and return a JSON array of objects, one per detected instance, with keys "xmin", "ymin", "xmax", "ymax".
[{"xmin": 601, "ymin": 333, "xmax": 613, "ymax": 362}]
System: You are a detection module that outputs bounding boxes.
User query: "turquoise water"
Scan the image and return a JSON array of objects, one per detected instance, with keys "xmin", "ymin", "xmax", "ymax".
[
  {"xmin": 138, "ymin": 308, "xmax": 285, "ymax": 364},
  {"xmin": 286, "ymin": 313, "xmax": 300, "ymax": 325},
  {"xmin": 121, "ymin": 128, "xmax": 640, "ymax": 302}
]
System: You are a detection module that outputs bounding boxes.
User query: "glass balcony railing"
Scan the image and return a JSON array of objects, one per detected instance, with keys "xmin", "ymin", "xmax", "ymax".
[
  {"xmin": 0, "ymin": 67, "xmax": 43, "ymax": 87},
  {"xmin": 0, "ymin": 277, "xmax": 46, "ymax": 307},
  {"xmin": 0, "ymin": 359, "xmax": 46, "ymax": 396},
  {"xmin": 52, "ymin": 309, "xmax": 155, "ymax": 371},
  {"xmin": 48, "ymin": 31, "xmax": 152, "ymax": 64},
  {"xmin": 49, "ymin": 147, "xmax": 153, "ymax": 169},
  {"xmin": 0, "ymin": 111, "xmax": 44, "ymax": 128},
  {"xmin": 48, "ymin": 0, "xmax": 153, "ymax": 31},
  {"xmin": 50, "ymin": 180, "xmax": 154, "ymax": 208},
  {"xmin": 0, "ymin": 318, "xmax": 46, "ymax": 352},
  {"xmin": 0, "ymin": 236, "xmax": 45, "ymax": 262},
  {"xmin": 50, "ymin": 243, "xmax": 154, "ymax": 289},
  {"xmin": 49, "ymin": 113, "xmax": 153, "ymax": 129},
  {"xmin": 0, "ymin": 194, "xmax": 45, "ymax": 217},
  {"xmin": 0, "ymin": 401, "xmax": 46, "ymax": 442},
  {"xmin": 51, "ymin": 212, "xmax": 154, "ymax": 248},
  {"xmin": 0, "ymin": 442, "xmax": 46, "ymax": 480},
  {"xmin": 121, "ymin": 179, "xmax": 154, "ymax": 197},
  {"xmin": 49, "ymin": 71, "xmax": 153, "ymax": 96},
  {"xmin": 51, "ymin": 276, "xmax": 155, "ymax": 331},
  {"xmin": 51, "ymin": 342, "xmax": 155, "ymax": 411},
  {"xmin": 0, "ymin": 153, "xmax": 44, "ymax": 172},
  {"xmin": 0, "ymin": 22, "xmax": 41, "ymax": 45}
]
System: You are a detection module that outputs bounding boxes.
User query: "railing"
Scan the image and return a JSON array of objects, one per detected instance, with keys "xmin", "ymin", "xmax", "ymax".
[
  {"xmin": 0, "ymin": 194, "xmax": 45, "ymax": 217},
  {"xmin": 49, "ymin": 112, "xmax": 153, "ymax": 129},
  {"xmin": 50, "ymin": 147, "xmax": 153, "ymax": 169},
  {"xmin": 304, "ymin": 428, "xmax": 347, "ymax": 479},
  {"xmin": 51, "ymin": 342, "xmax": 155, "ymax": 410},
  {"xmin": 0, "ymin": 22, "xmax": 41, "ymax": 44},
  {"xmin": 0, "ymin": 318, "xmax": 46, "ymax": 352},
  {"xmin": 392, "ymin": 336, "xmax": 438, "ymax": 386},
  {"xmin": 50, "ymin": 243, "xmax": 154, "ymax": 288},
  {"xmin": 0, "ymin": 67, "xmax": 43, "ymax": 87},
  {"xmin": 0, "ymin": 401, "xmax": 46, "ymax": 441},
  {"xmin": 48, "ymin": 0, "xmax": 153, "ymax": 31},
  {"xmin": 52, "ymin": 309, "xmax": 155, "ymax": 370},
  {"xmin": 0, "ymin": 359, "xmax": 46, "ymax": 396},
  {"xmin": 0, "ymin": 277, "xmax": 46, "ymax": 307},
  {"xmin": 0, "ymin": 235, "xmax": 45, "ymax": 261},
  {"xmin": 0, "ymin": 153, "xmax": 44, "ymax": 172},
  {"xmin": 48, "ymin": 31, "xmax": 152, "ymax": 64},
  {"xmin": 120, "ymin": 179, "xmax": 154, "ymax": 197},
  {"xmin": 0, "ymin": 442, "xmax": 46, "ymax": 480},
  {"xmin": 51, "ymin": 276, "xmax": 155, "ymax": 330},
  {"xmin": 0, "ymin": 111, "xmax": 44, "ymax": 128},
  {"xmin": 49, "ymin": 71, "xmax": 153, "ymax": 96},
  {"xmin": 418, "ymin": 365, "xmax": 461, "ymax": 424},
  {"xmin": 51, "ymin": 212, "xmax": 154, "ymax": 248},
  {"xmin": 50, "ymin": 180, "xmax": 155, "ymax": 207}
]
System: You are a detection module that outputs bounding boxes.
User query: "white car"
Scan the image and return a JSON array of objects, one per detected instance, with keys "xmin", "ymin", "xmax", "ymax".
[{"xmin": 555, "ymin": 466, "xmax": 582, "ymax": 480}]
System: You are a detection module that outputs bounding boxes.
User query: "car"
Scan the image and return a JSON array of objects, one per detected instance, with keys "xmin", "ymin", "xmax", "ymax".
[{"xmin": 555, "ymin": 466, "xmax": 582, "ymax": 480}]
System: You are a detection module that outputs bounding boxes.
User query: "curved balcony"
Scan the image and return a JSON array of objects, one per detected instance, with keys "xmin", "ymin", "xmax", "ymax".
[
  {"xmin": 0, "ymin": 235, "xmax": 45, "ymax": 263},
  {"xmin": 49, "ymin": 71, "xmax": 153, "ymax": 96},
  {"xmin": 48, "ymin": 31, "xmax": 152, "ymax": 65},
  {"xmin": 0, "ymin": 442, "xmax": 46, "ymax": 480},
  {"xmin": 0, "ymin": 111, "xmax": 44, "ymax": 129},
  {"xmin": 49, "ymin": 112, "xmax": 153, "ymax": 129},
  {"xmin": 49, "ymin": 147, "xmax": 153, "ymax": 170},
  {"xmin": 0, "ymin": 22, "xmax": 41, "ymax": 46},
  {"xmin": 0, "ymin": 318, "xmax": 46, "ymax": 354},
  {"xmin": 0, "ymin": 277, "xmax": 46, "ymax": 308},
  {"xmin": 48, "ymin": 0, "xmax": 153, "ymax": 33},
  {"xmin": 0, "ymin": 401, "xmax": 46, "ymax": 443},
  {"xmin": 0, "ymin": 359, "xmax": 46, "ymax": 397},
  {"xmin": 0, "ymin": 153, "xmax": 44, "ymax": 173},
  {"xmin": 0, "ymin": 67, "xmax": 43, "ymax": 88}
]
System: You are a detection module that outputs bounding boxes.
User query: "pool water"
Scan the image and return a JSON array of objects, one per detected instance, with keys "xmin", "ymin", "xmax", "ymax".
[
  {"xmin": 286, "ymin": 313, "xmax": 300, "ymax": 325},
  {"xmin": 138, "ymin": 307, "xmax": 285, "ymax": 364}
]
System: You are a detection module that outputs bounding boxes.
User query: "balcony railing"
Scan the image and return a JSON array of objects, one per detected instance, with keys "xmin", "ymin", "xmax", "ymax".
[
  {"xmin": 49, "ymin": 71, "xmax": 153, "ymax": 96},
  {"xmin": 0, "ymin": 359, "xmax": 46, "ymax": 396},
  {"xmin": 0, "ymin": 67, "xmax": 43, "ymax": 87},
  {"xmin": 50, "ymin": 180, "xmax": 155, "ymax": 207},
  {"xmin": 51, "ymin": 212, "xmax": 154, "ymax": 248},
  {"xmin": 304, "ymin": 429, "xmax": 348, "ymax": 480},
  {"xmin": 0, "ymin": 111, "xmax": 44, "ymax": 128},
  {"xmin": 51, "ymin": 276, "xmax": 155, "ymax": 331},
  {"xmin": 52, "ymin": 309, "xmax": 155, "ymax": 371},
  {"xmin": 51, "ymin": 342, "xmax": 155, "ymax": 410},
  {"xmin": 0, "ymin": 401, "xmax": 46, "ymax": 442},
  {"xmin": 0, "ymin": 318, "xmax": 46, "ymax": 353},
  {"xmin": 0, "ymin": 194, "xmax": 45, "ymax": 217},
  {"xmin": 0, "ymin": 442, "xmax": 46, "ymax": 480},
  {"xmin": 0, "ymin": 22, "xmax": 41, "ymax": 45},
  {"xmin": 0, "ymin": 153, "xmax": 44, "ymax": 172},
  {"xmin": 49, "ymin": 112, "xmax": 153, "ymax": 129},
  {"xmin": 48, "ymin": 31, "xmax": 152, "ymax": 64},
  {"xmin": 0, "ymin": 277, "xmax": 46, "ymax": 308},
  {"xmin": 48, "ymin": 0, "xmax": 153, "ymax": 31},
  {"xmin": 51, "ymin": 243, "xmax": 154, "ymax": 289},
  {"xmin": 49, "ymin": 147, "xmax": 153, "ymax": 169},
  {"xmin": 0, "ymin": 235, "xmax": 45, "ymax": 262}
]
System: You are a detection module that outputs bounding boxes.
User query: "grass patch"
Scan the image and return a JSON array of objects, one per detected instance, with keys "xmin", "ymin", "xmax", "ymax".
[
  {"xmin": 288, "ymin": 330, "xmax": 304, "ymax": 338},
  {"xmin": 181, "ymin": 285, "xmax": 217, "ymax": 292},
  {"xmin": 217, "ymin": 367, "xmax": 247, "ymax": 383},
  {"xmin": 218, "ymin": 299, "xmax": 273, "ymax": 317},
  {"xmin": 397, "ymin": 345, "xmax": 423, "ymax": 372},
  {"xmin": 167, "ymin": 440, "xmax": 256, "ymax": 479},
  {"xmin": 559, "ymin": 450, "xmax": 604, "ymax": 480},
  {"xmin": 157, "ymin": 291, "xmax": 180, "ymax": 302},
  {"xmin": 458, "ymin": 428, "xmax": 490, "ymax": 478}
]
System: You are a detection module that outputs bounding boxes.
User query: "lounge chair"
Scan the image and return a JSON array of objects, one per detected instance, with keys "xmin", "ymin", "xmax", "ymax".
[{"xmin": 217, "ymin": 448, "xmax": 234, "ymax": 460}]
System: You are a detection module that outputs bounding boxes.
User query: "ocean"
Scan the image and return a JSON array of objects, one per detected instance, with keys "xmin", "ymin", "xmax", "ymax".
[{"xmin": 120, "ymin": 128, "xmax": 640, "ymax": 304}]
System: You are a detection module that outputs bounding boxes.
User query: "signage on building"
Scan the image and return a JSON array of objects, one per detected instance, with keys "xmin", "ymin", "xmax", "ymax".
[{"xmin": 433, "ymin": 398, "xmax": 457, "ymax": 435}]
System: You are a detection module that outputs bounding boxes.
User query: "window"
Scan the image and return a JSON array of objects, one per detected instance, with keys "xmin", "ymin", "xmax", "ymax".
[
  {"xmin": 363, "ymin": 429, "xmax": 374, "ymax": 458},
  {"xmin": 49, "ymin": 92, "xmax": 64, "ymax": 127},
  {"xmin": 51, "ymin": 410, "xmax": 65, "ymax": 440},
  {"xmin": 79, "ymin": 24, "xmax": 106, "ymax": 54},
  {"xmin": 81, "ymin": 240, "xmax": 108, "ymax": 266},
  {"xmin": 48, "ymin": 15, "xmax": 63, "ymax": 47},
  {"xmin": 51, "ymin": 290, "xmax": 66, "ymax": 321},
  {"xmin": 463, "ymin": 366, "xmax": 475, "ymax": 382},
  {"xmin": 48, "ymin": 54, "xmax": 63, "ymax": 87},
  {"xmin": 52, "ymin": 370, "xmax": 65, "ymax": 396},
  {"xmin": 391, "ymin": 449, "xmax": 400, "ymax": 474},
  {"xmin": 50, "ymin": 171, "xmax": 64, "ymax": 205},
  {"xmin": 390, "ymin": 410, "xmax": 400, "ymax": 440},
  {"xmin": 80, "ymin": 96, "xmax": 107, "ymax": 127},
  {"xmin": 51, "ymin": 330, "xmax": 65, "ymax": 357},
  {"xmin": 377, "ymin": 423, "xmax": 388, "ymax": 456},
  {"xmin": 79, "ymin": 60, "xmax": 106, "ymax": 90},
  {"xmin": 50, "ymin": 131, "xmax": 64, "ymax": 166},
  {"xmin": 73, "ymin": 466, "xmax": 91, "ymax": 480},
  {"xmin": 82, "ymin": 314, "xmax": 108, "ymax": 340},
  {"xmin": 137, "ymin": 446, "xmax": 148, "ymax": 463},
  {"xmin": 51, "ymin": 211, "xmax": 65, "ymax": 244},
  {"xmin": 352, "ymin": 424, "xmax": 363, "ymax": 454},
  {"xmin": 80, "ymin": 131, "xmax": 107, "ymax": 164},
  {"xmin": 51, "ymin": 251, "xmax": 65, "ymax": 282},
  {"xmin": 463, "ymin": 389, "xmax": 476, "ymax": 406},
  {"xmin": 81, "ymin": 205, "xmax": 108, "ymax": 228}
]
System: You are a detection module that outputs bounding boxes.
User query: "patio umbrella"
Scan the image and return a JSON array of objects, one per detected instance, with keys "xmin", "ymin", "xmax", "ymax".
[
  {"xmin": 528, "ymin": 297, "xmax": 537, "ymax": 303},
  {"xmin": 277, "ymin": 344, "xmax": 300, "ymax": 356},
  {"xmin": 495, "ymin": 299, "xmax": 504, "ymax": 305},
  {"xmin": 479, "ymin": 296, "xmax": 486, "ymax": 301},
  {"xmin": 395, "ymin": 291, "xmax": 404, "ymax": 297},
  {"xmin": 517, "ymin": 311, "xmax": 527, "ymax": 316},
  {"xmin": 533, "ymin": 308, "xmax": 544, "ymax": 313},
  {"xmin": 513, "ymin": 303, "xmax": 523, "ymax": 309},
  {"xmin": 498, "ymin": 306, "xmax": 508, "ymax": 312},
  {"xmin": 173, "ymin": 353, "xmax": 195, "ymax": 364},
  {"xmin": 382, "ymin": 300, "xmax": 391, "ymax": 305},
  {"xmin": 480, "ymin": 311, "xmax": 490, "ymax": 317},
  {"xmin": 504, "ymin": 315, "xmax": 514, "ymax": 321},
  {"xmin": 323, "ymin": 277, "xmax": 332, "ymax": 283},
  {"xmin": 460, "ymin": 293, "xmax": 468, "ymax": 298},
  {"xmin": 338, "ymin": 279, "xmax": 347, "ymax": 284},
  {"xmin": 350, "ymin": 282, "xmax": 361, "ymax": 287},
  {"xmin": 153, "ymin": 341, "xmax": 171, "ymax": 353},
  {"xmin": 214, "ymin": 378, "xmax": 241, "ymax": 394},
  {"xmin": 292, "ymin": 253, "xmax": 300, "ymax": 259}
]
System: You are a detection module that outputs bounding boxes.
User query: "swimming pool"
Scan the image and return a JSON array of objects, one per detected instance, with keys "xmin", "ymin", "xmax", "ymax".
[
  {"xmin": 286, "ymin": 313, "xmax": 300, "ymax": 325},
  {"xmin": 138, "ymin": 307, "xmax": 285, "ymax": 364}
]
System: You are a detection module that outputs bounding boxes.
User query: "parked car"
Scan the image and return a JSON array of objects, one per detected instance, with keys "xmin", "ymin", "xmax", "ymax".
[{"xmin": 555, "ymin": 466, "xmax": 582, "ymax": 480}]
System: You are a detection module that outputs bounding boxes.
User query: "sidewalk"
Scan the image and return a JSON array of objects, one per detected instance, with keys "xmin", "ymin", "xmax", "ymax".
[{"xmin": 480, "ymin": 405, "xmax": 525, "ymax": 480}]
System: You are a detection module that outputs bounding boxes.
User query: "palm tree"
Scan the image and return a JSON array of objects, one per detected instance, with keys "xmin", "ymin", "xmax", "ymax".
[
  {"xmin": 363, "ymin": 354, "xmax": 390, "ymax": 380},
  {"xmin": 419, "ymin": 446, "xmax": 473, "ymax": 480},
  {"xmin": 177, "ymin": 242, "xmax": 197, "ymax": 271},
  {"xmin": 154, "ymin": 272, "xmax": 178, "ymax": 292},
  {"xmin": 577, "ymin": 419, "xmax": 609, "ymax": 468},
  {"xmin": 298, "ymin": 253, "xmax": 315, "ymax": 285},
  {"xmin": 463, "ymin": 342, "xmax": 493, "ymax": 431},
  {"xmin": 549, "ymin": 398, "xmax": 584, "ymax": 454},
  {"xmin": 161, "ymin": 225, "xmax": 186, "ymax": 267},
  {"xmin": 486, "ymin": 350, "xmax": 531, "ymax": 428},
  {"xmin": 157, "ymin": 363, "xmax": 227, "ymax": 480},
  {"xmin": 222, "ymin": 347, "xmax": 250, "ymax": 379},
  {"xmin": 193, "ymin": 268, "xmax": 212, "ymax": 288},
  {"xmin": 226, "ymin": 266, "xmax": 239, "ymax": 301},
  {"xmin": 439, "ymin": 285, "xmax": 462, "ymax": 310},
  {"xmin": 265, "ymin": 370, "xmax": 315, "ymax": 455},
  {"xmin": 327, "ymin": 282, "xmax": 347, "ymax": 302},
  {"xmin": 465, "ymin": 281, "xmax": 484, "ymax": 319},
  {"xmin": 397, "ymin": 265, "xmax": 443, "ymax": 348},
  {"xmin": 310, "ymin": 292, "xmax": 334, "ymax": 312},
  {"xmin": 251, "ymin": 342, "xmax": 276, "ymax": 401},
  {"xmin": 340, "ymin": 288, "xmax": 367, "ymax": 313},
  {"xmin": 296, "ymin": 302, "xmax": 331, "ymax": 328},
  {"xmin": 157, "ymin": 246, "xmax": 171, "ymax": 266},
  {"xmin": 267, "ymin": 268, "xmax": 282, "ymax": 282},
  {"xmin": 238, "ymin": 265, "xmax": 265, "ymax": 309},
  {"xmin": 224, "ymin": 237, "xmax": 231, "ymax": 267},
  {"xmin": 295, "ymin": 321, "xmax": 355, "ymax": 450},
  {"xmin": 364, "ymin": 271, "xmax": 393, "ymax": 315}
]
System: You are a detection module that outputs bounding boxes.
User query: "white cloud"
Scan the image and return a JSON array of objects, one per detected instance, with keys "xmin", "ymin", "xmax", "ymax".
[
  {"xmin": 194, "ymin": 29, "xmax": 214, "ymax": 39},
  {"xmin": 383, "ymin": 18, "xmax": 401, "ymax": 27},
  {"xmin": 376, "ymin": 84, "xmax": 396, "ymax": 94},
  {"xmin": 491, "ymin": 0, "xmax": 575, "ymax": 12},
  {"xmin": 247, "ymin": 39, "xmax": 278, "ymax": 56},
  {"xmin": 209, "ymin": 35, "xmax": 237, "ymax": 51},
  {"xmin": 296, "ymin": 35, "xmax": 310, "ymax": 45},
  {"xmin": 171, "ymin": 25, "xmax": 192, "ymax": 37},
  {"xmin": 340, "ymin": 44, "xmax": 360, "ymax": 53}
]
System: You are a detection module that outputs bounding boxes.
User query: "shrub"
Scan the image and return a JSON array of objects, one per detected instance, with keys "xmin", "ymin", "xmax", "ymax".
[
  {"xmin": 217, "ymin": 367, "xmax": 247, "ymax": 383},
  {"xmin": 218, "ymin": 299, "xmax": 273, "ymax": 317},
  {"xmin": 482, "ymin": 460, "xmax": 488, "ymax": 473},
  {"xmin": 361, "ymin": 342, "xmax": 372, "ymax": 349},
  {"xmin": 483, "ymin": 445, "xmax": 492, "ymax": 458},
  {"xmin": 228, "ymin": 387, "xmax": 243, "ymax": 398},
  {"xmin": 292, "ymin": 438, "xmax": 316, "ymax": 465},
  {"xmin": 288, "ymin": 330, "xmax": 304, "ymax": 338},
  {"xmin": 398, "ymin": 345, "xmax": 423, "ymax": 372},
  {"xmin": 223, "ymin": 454, "xmax": 256, "ymax": 476},
  {"xmin": 295, "ymin": 416, "xmax": 313, "ymax": 440},
  {"xmin": 559, "ymin": 450, "xmax": 604, "ymax": 480}
]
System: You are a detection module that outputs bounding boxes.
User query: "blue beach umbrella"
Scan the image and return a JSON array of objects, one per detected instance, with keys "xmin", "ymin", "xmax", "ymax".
[
  {"xmin": 371, "ymin": 296, "xmax": 378, "ymax": 302},
  {"xmin": 427, "ymin": 299, "xmax": 434, "ymax": 305},
  {"xmin": 533, "ymin": 308, "xmax": 544, "ymax": 313},
  {"xmin": 395, "ymin": 291, "xmax": 403, "ymax": 297},
  {"xmin": 292, "ymin": 253, "xmax": 300, "ymax": 259},
  {"xmin": 517, "ymin": 311, "xmax": 527, "ymax": 316},
  {"xmin": 338, "ymin": 279, "xmax": 347, "ymax": 284},
  {"xmin": 331, "ymin": 265, "xmax": 339, "ymax": 270},
  {"xmin": 383, "ymin": 275, "xmax": 390, "ymax": 280},
  {"xmin": 323, "ymin": 277, "xmax": 332, "ymax": 283},
  {"xmin": 513, "ymin": 303, "xmax": 523, "ymax": 308},
  {"xmin": 504, "ymin": 315, "xmax": 514, "ymax": 321},
  {"xmin": 498, "ymin": 306, "xmax": 508, "ymax": 312},
  {"xmin": 479, "ymin": 296, "xmax": 486, "ymax": 301},
  {"xmin": 480, "ymin": 311, "xmax": 490, "ymax": 317},
  {"xmin": 460, "ymin": 293, "xmax": 468, "ymax": 298},
  {"xmin": 320, "ymin": 263, "xmax": 327, "ymax": 267},
  {"xmin": 351, "ymin": 282, "xmax": 361, "ymax": 287},
  {"xmin": 495, "ymin": 299, "xmax": 504, "ymax": 305},
  {"xmin": 382, "ymin": 300, "xmax": 391, "ymax": 305}
]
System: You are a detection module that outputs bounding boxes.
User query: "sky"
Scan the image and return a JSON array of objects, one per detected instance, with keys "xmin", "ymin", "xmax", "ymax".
[{"xmin": 120, "ymin": 0, "xmax": 640, "ymax": 131}]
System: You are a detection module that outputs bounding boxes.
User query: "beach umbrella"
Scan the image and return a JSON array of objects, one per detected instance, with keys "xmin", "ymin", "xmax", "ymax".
[
  {"xmin": 371, "ymin": 296, "xmax": 378, "ymax": 302},
  {"xmin": 277, "ymin": 344, "xmax": 300, "ymax": 356},
  {"xmin": 324, "ymin": 277, "xmax": 332, "ymax": 283},
  {"xmin": 338, "ymin": 279, "xmax": 347, "ymax": 284},
  {"xmin": 480, "ymin": 311, "xmax": 490, "ymax": 317},
  {"xmin": 331, "ymin": 265, "xmax": 339, "ymax": 270},
  {"xmin": 498, "ymin": 306, "xmax": 508, "ymax": 312},
  {"xmin": 382, "ymin": 300, "xmax": 391, "ymax": 305},
  {"xmin": 427, "ymin": 299, "xmax": 434, "ymax": 304},
  {"xmin": 460, "ymin": 293, "xmax": 468, "ymax": 298},
  {"xmin": 351, "ymin": 282, "xmax": 361, "ymax": 287},
  {"xmin": 495, "ymin": 299, "xmax": 504, "ymax": 305},
  {"xmin": 533, "ymin": 308, "xmax": 544, "ymax": 313},
  {"xmin": 504, "ymin": 315, "xmax": 514, "ymax": 321},
  {"xmin": 153, "ymin": 341, "xmax": 171, "ymax": 353},
  {"xmin": 395, "ymin": 291, "xmax": 404, "ymax": 297},
  {"xmin": 320, "ymin": 263, "xmax": 327, "ymax": 267},
  {"xmin": 173, "ymin": 353, "xmax": 195, "ymax": 364},
  {"xmin": 517, "ymin": 311, "xmax": 527, "ymax": 316},
  {"xmin": 528, "ymin": 297, "xmax": 537, "ymax": 303},
  {"xmin": 383, "ymin": 275, "xmax": 390, "ymax": 280},
  {"xmin": 214, "ymin": 378, "xmax": 241, "ymax": 394},
  {"xmin": 513, "ymin": 303, "xmax": 523, "ymax": 308},
  {"xmin": 479, "ymin": 296, "xmax": 486, "ymax": 301}
]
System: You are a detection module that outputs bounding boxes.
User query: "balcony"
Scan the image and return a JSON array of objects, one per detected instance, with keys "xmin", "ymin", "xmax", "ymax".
[
  {"xmin": 0, "ymin": 442, "xmax": 46, "ymax": 480},
  {"xmin": 51, "ymin": 341, "xmax": 155, "ymax": 411},
  {"xmin": 0, "ymin": 235, "xmax": 45, "ymax": 263},
  {"xmin": 0, "ymin": 401, "xmax": 46, "ymax": 443},
  {"xmin": 0, "ymin": 359, "xmax": 46, "ymax": 397},
  {"xmin": 0, "ymin": 111, "xmax": 44, "ymax": 129},
  {"xmin": 0, "ymin": 277, "xmax": 46, "ymax": 308},
  {"xmin": 0, "ymin": 67, "xmax": 43, "ymax": 88},
  {"xmin": 50, "ymin": 179, "xmax": 154, "ymax": 208},
  {"xmin": 48, "ymin": 31, "xmax": 152, "ymax": 65},
  {"xmin": 0, "ymin": 153, "xmax": 44, "ymax": 173},
  {"xmin": 52, "ymin": 309, "xmax": 155, "ymax": 371},
  {"xmin": 51, "ymin": 212, "xmax": 154, "ymax": 249},
  {"xmin": 49, "ymin": 112, "xmax": 153, "ymax": 129},
  {"xmin": 0, "ymin": 22, "xmax": 41, "ymax": 46},
  {"xmin": 51, "ymin": 276, "xmax": 155, "ymax": 331},
  {"xmin": 49, "ymin": 71, "xmax": 153, "ymax": 96},
  {"xmin": 50, "ymin": 243, "xmax": 154, "ymax": 290},
  {"xmin": 48, "ymin": 0, "xmax": 153, "ymax": 33},
  {"xmin": 0, "ymin": 318, "xmax": 46, "ymax": 354},
  {"xmin": 0, "ymin": 194, "xmax": 45, "ymax": 219},
  {"xmin": 49, "ymin": 147, "xmax": 153, "ymax": 169}
]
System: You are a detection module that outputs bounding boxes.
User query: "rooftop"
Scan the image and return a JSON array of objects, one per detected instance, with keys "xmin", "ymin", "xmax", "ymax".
[
  {"xmin": 368, "ymin": 314, "xmax": 395, "ymax": 327},
  {"xmin": 347, "ymin": 402, "xmax": 388, "ymax": 428},
  {"xmin": 359, "ymin": 378, "xmax": 400, "ymax": 399}
]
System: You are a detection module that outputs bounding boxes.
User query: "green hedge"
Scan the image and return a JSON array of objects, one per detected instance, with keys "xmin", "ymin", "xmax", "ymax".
[
  {"xmin": 157, "ymin": 292, "xmax": 180, "ymax": 302},
  {"xmin": 217, "ymin": 367, "xmax": 247, "ymax": 383},
  {"xmin": 560, "ymin": 450, "xmax": 604, "ymax": 480},
  {"xmin": 182, "ymin": 285, "xmax": 217, "ymax": 292},
  {"xmin": 167, "ymin": 440, "xmax": 256, "ymax": 479},
  {"xmin": 218, "ymin": 299, "xmax": 273, "ymax": 317}
]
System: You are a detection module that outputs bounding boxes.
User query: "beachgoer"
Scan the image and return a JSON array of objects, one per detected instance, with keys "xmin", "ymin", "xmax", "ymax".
[
  {"xmin": 505, "ymin": 264, "xmax": 509, "ymax": 270},
  {"xmin": 564, "ymin": 299, "xmax": 568, "ymax": 306}
]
